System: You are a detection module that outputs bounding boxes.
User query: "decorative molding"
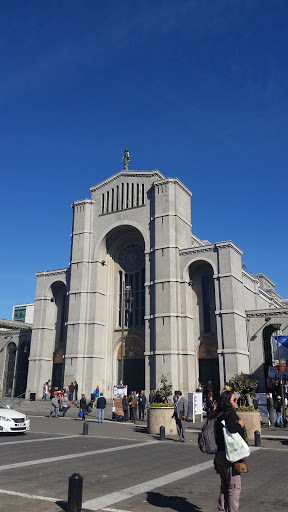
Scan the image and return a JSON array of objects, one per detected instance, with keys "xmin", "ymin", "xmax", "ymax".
[
  {"xmin": 144, "ymin": 350, "xmax": 195, "ymax": 356},
  {"xmin": 217, "ymin": 349, "xmax": 249, "ymax": 356},
  {"xmin": 32, "ymin": 326, "xmax": 55, "ymax": 331},
  {"xmin": 65, "ymin": 354, "xmax": 104, "ymax": 359},
  {"xmin": 151, "ymin": 212, "xmax": 191, "ymax": 228},
  {"xmin": 246, "ymin": 309, "xmax": 288, "ymax": 318},
  {"xmin": 144, "ymin": 278, "xmax": 186, "ymax": 286},
  {"xmin": 72, "ymin": 230, "xmax": 93, "ymax": 235},
  {"xmin": 99, "ymin": 203, "xmax": 145, "ymax": 216},
  {"xmin": 35, "ymin": 269, "xmax": 67, "ymax": 278},
  {"xmin": 68, "ymin": 290, "xmax": 106, "ymax": 296},
  {"xmin": 28, "ymin": 357, "xmax": 52, "ymax": 361},
  {"xmin": 144, "ymin": 313, "xmax": 193, "ymax": 320},
  {"xmin": 213, "ymin": 273, "xmax": 243, "ymax": 285},
  {"xmin": 215, "ymin": 309, "xmax": 246, "ymax": 319},
  {"xmin": 65, "ymin": 321, "xmax": 106, "ymax": 326},
  {"xmin": 72, "ymin": 199, "xmax": 94, "ymax": 207},
  {"xmin": 90, "ymin": 170, "xmax": 165, "ymax": 191},
  {"xmin": 180, "ymin": 246, "xmax": 214, "ymax": 255}
]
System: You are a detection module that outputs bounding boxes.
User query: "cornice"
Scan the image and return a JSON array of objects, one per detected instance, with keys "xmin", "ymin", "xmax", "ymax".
[
  {"xmin": 35, "ymin": 269, "xmax": 67, "ymax": 278},
  {"xmin": 153, "ymin": 178, "xmax": 192, "ymax": 197},
  {"xmin": 0, "ymin": 319, "xmax": 32, "ymax": 331},
  {"xmin": 179, "ymin": 246, "xmax": 214, "ymax": 255},
  {"xmin": 72, "ymin": 199, "xmax": 94, "ymax": 208},
  {"xmin": 90, "ymin": 170, "xmax": 165, "ymax": 192},
  {"xmin": 246, "ymin": 309, "xmax": 288, "ymax": 318}
]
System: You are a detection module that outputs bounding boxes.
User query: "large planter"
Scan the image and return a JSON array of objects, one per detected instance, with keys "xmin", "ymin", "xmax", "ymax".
[
  {"xmin": 237, "ymin": 411, "xmax": 261, "ymax": 441},
  {"xmin": 147, "ymin": 407, "xmax": 177, "ymax": 435}
]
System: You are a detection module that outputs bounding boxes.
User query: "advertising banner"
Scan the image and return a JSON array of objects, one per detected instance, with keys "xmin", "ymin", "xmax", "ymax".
[
  {"xmin": 272, "ymin": 336, "xmax": 288, "ymax": 360},
  {"xmin": 268, "ymin": 366, "xmax": 288, "ymax": 380},
  {"xmin": 113, "ymin": 385, "xmax": 127, "ymax": 399}
]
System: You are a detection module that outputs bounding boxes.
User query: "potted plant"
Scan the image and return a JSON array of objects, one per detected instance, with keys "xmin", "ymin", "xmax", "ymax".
[
  {"xmin": 147, "ymin": 375, "xmax": 177, "ymax": 435},
  {"xmin": 230, "ymin": 372, "xmax": 261, "ymax": 440}
]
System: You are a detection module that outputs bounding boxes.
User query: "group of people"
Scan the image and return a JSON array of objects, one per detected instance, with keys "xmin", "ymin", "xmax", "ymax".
[
  {"xmin": 79, "ymin": 390, "xmax": 107, "ymax": 422},
  {"xmin": 42, "ymin": 380, "xmax": 78, "ymax": 402},
  {"xmin": 122, "ymin": 390, "xmax": 147, "ymax": 422}
]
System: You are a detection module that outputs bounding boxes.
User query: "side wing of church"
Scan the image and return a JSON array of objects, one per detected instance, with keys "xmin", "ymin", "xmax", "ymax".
[{"xmin": 25, "ymin": 169, "xmax": 288, "ymax": 398}]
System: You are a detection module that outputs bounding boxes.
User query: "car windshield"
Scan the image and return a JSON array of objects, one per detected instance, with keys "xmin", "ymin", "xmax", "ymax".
[{"xmin": 0, "ymin": 401, "xmax": 8, "ymax": 409}]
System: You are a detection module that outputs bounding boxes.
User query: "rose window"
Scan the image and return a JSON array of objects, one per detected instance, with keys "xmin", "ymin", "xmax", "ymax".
[{"xmin": 119, "ymin": 243, "xmax": 145, "ymax": 272}]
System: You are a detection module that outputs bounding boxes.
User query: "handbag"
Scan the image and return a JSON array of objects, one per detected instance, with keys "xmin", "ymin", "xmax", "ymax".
[
  {"xmin": 221, "ymin": 420, "xmax": 250, "ymax": 463},
  {"xmin": 78, "ymin": 410, "xmax": 83, "ymax": 418},
  {"xmin": 234, "ymin": 459, "xmax": 249, "ymax": 473}
]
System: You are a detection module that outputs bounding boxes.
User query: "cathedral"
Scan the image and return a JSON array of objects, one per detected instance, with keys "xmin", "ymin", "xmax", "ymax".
[{"xmin": 12, "ymin": 163, "xmax": 287, "ymax": 399}]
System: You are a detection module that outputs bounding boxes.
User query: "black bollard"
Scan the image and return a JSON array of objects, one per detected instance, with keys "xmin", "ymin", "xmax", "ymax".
[
  {"xmin": 83, "ymin": 421, "xmax": 88, "ymax": 435},
  {"xmin": 254, "ymin": 430, "xmax": 261, "ymax": 447},
  {"xmin": 68, "ymin": 473, "xmax": 83, "ymax": 512},
  {"xmin": 160, "ymin": 425, "xmax": 165, "ymax": 440}
]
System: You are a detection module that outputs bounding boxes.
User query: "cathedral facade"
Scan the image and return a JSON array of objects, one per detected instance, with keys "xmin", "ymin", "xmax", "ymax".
[{"xmin": 25, "ymin": 169, "xmax": 288, "ymax": 399}]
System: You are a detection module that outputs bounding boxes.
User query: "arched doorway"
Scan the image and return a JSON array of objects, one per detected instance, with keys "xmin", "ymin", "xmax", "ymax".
[
  {"xmin": 188, "ymin": 260, "xmax": 219, "ymax": 396},
  {"xmin": 50, "ymin": 281, "xmax": 67, "ymax": 388},
  {"xmin": 3, "ymin": 342, "xmax": 17, "ymax": 396},
  {"xmin": 117, "ymin": 336, "xmax": 145, "ymax": 394},
  {"xmin": 198, "ymin": 341, "xmax": 220, "ymax": 399},
  {"xmin": 15, "ymin": 341, "xmax": 30, "ymax": 397}
]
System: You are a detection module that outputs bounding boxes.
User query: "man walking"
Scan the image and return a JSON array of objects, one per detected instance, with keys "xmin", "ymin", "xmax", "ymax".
[
  {"xmin": 138, "ymin": 390, "xmax": 146, "ymax": 420},
  {"xmin": 173, "ymin": 391, "xmax": 187, "ymax": 442},
  {"xmin": 96, "ymin": 392, "xmax": 107, "ymax": 423},
  {"xmin": 69, "ymin": 382, "xmax": 75, "ymax": 401},
  {"xmin": 266, "ymin": 392, "xmax": 275, "ymax": 427}
]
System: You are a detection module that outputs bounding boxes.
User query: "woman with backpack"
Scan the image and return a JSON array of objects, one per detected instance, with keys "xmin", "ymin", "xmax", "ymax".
[{"xmin": 214, "ymin": 390, "xmax": 246, "ymax": 512}]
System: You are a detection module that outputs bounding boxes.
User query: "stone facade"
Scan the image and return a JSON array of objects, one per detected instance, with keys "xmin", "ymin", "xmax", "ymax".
[{"xmin": 23, "ymin": 169, "xmax": 287, "ymax": 399}]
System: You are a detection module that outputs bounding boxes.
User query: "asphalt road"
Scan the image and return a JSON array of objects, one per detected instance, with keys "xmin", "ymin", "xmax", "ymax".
[{"xmin": 0, "ymin": 413, "xmax": 288, "ymax": 512}]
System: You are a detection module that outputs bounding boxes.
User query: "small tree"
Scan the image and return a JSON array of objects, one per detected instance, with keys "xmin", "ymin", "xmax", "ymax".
[
  {"xmin": 231, "ymin": 372, "xmax": 258, "ymax": 397},
  {"xmin": 158, "ymin": 375, "xmax": 173, "ymax": 403}
]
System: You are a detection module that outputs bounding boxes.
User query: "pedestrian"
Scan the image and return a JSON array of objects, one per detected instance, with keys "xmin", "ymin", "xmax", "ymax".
[
  {"xmin": 74, "ymin": 381, "xmax": 78, "ymax": 401},
  {"xmin": 214, "ymin": 390, "xmax": 246, "ymax": 512},
  {"xmin": 266, "ymin": 392, "xmax": 275, "ymax": 427},
  {"xmin": 173, "ymin": 391, "xmax": 187, "ymax": 442},
  {"xmin": 205, "ymin": 395, "xmax": 215, "ymax": 419},
  {"xmin": 94, "ymin": 385, "xmax": 100, "ymax": 399},
  {"xmin": 206, "ymin": 380, "xmax": 213, "ymax": 401},
  {"xmin": 96, "ymin": 392, "xmax": 107, "ymax": 423},
  {"xmin": 80, "ymin": 394, "xmax": 87, "ymax": 421},
  {"xmin": 49, "ymin": 394, "xmax": 59, "ymax": 418},
  {"xmin": 275, "ymin": 396, "xmax": 284, "ymax": 427},
  {"xmin": 138, "ymin": 390, "xmax": 146, "ymax": 420},
  {"xmin": 122, "ymin": 394, "xmax": 129, "ymax": 421},
  {"xmin": 149, "ymin": 389, "xmax": 156, "ymax": 403},
  {"xmin": 129, "ymin": 392, "xmax": 137, "ymax": 423},
  {"xmin": 60, "ymin": 393, "xmax": 69, "ymax": 417},
  {"xmin": 42, "ymin": 381, "xmax": 49, "ymax": 401},
  {"xmin": 69, "ymin": 382, "xmax": 75, "ymax": 401}
]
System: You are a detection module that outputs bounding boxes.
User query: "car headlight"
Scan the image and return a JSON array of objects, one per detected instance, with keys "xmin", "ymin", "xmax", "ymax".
[{"xmin": 0, "ymin": 416, "xmax": 12, "ymax": 422}]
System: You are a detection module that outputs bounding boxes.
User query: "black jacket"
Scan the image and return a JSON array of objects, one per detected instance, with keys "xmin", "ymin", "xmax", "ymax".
[
  {"xmin": 216, "ymin": 409, "xmax": 245, "ymax": 451},
  {"xmin": 97, "ymin": 396, "xmax": 106, "ymax": 409}
]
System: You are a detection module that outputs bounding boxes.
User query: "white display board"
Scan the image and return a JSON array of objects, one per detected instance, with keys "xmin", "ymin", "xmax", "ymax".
[
  {"xmin": 256, "ymin": 392, "xmax": 268, "ymax": 417},
  {"xmin": 188, "ymin": 392, "xmax": 203, "ymax": 423},
  {"xmin": 113, "ymin": 385, "xmax": 128, "ymax": 399}
]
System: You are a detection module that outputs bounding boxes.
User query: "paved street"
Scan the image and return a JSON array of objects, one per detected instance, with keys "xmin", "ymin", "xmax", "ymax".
[{"xmin": 0, "ymin": 404, "xmax": 288, "ymax": 512}]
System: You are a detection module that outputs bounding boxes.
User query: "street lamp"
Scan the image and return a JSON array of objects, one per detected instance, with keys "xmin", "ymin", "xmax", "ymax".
[
  {"xmin": 120, "ymin": 278, "xmax": 133, "ymax": 385},
  {"xmin": 272, "ymin": 323, "xmax": 286, "ymax": 428}
]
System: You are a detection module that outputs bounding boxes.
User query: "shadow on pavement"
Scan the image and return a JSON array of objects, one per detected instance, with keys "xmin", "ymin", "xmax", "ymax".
[{"xmin": 147, "ymin": 491, "xmax": 202, "ymax": 511}]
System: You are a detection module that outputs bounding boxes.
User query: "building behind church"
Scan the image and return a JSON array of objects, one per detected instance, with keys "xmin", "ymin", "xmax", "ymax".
[{"xmin": 1, "ymin": 167, "xmax": 287, "ymax": 398}]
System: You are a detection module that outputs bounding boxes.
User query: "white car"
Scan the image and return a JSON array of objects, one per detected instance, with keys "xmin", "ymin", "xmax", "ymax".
[{"xmin": 0, "ymin": 400, "xmax": 30, "ymax": 433}]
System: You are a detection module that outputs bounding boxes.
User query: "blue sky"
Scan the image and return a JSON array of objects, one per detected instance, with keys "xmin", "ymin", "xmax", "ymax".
[{"xmin": 1, "ymin": 0, "xmax": 287, "ymax": 320}]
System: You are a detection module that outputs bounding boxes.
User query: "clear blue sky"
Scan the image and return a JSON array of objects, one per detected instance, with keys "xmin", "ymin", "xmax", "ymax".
[{"xmin": 1, "ymin": 0, "xmax": 287, "ymax": 320}]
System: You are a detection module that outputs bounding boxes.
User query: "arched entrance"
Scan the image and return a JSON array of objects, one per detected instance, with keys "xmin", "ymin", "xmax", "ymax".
[
  {"xmin": 50, "ymin": 281, "xmax": 67, "ymax": 388},
  {"xmin": 15, "ymin": 341, "xmax": 30, "ymax": 397},
  {"xmin": 198, "ymin": 341, "xmax": 220, "ymax": 399},
  {"xmin": 117, "ymin": 336, "xmax": 145, "ymax": 394},
  {"xmin": 188, "ymin": 260, "xmax": 219, "ymax": 396},
  {"xmin": 3, "ymin": 342, "xmax": 17, "ymax": 396}
]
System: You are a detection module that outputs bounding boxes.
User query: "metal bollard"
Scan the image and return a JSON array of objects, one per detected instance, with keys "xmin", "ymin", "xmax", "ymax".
[
  {"xmin": 68, "ymin": 473, "xmax": 83, "ymax": 512},
  {"xmin": 254, "ymin": 430, "xmax": 261, "ymax": 447},
  {"xmin": 160, "ymin": 425, "xmax": 165, "ymax": 440},
  {"xmin": 83, "ymin": 421, "xmax": 88, "ymax": 435}
]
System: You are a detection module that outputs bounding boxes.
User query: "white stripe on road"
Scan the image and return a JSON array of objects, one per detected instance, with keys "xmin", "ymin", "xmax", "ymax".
[
  {"xmin": 83, "ymin": 460, "xmax": 214, "ymax": 511},
  {"xmin": 0, "ymin": 440, "xmax": 158, "ymax": 472},
  {"xmin": 0, "ymin": 434, "xmax": 81, "ymax": 446},
  {"xmin": 0, "ymin": 488, "xmax": 58, "ymax": 503}
]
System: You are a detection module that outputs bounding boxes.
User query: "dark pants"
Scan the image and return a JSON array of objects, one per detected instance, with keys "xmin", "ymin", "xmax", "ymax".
[
  {"xmin": 123, "ymin": 410, "xmax": 128, "ymax": 422},
  {"xmin": 214, "ymin": 450, "xmax": 241, "ymax": 512},
  {"xmin": 130, "ymin": 407, "xmax": 136, "ymax": 422},
  {"xmin": 139, "ymin": 405, "xmax": 145, "ymax": 420},
  {"xmin": 175, "ymin": 415, "xmax": 186, "ymax": 441}
]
